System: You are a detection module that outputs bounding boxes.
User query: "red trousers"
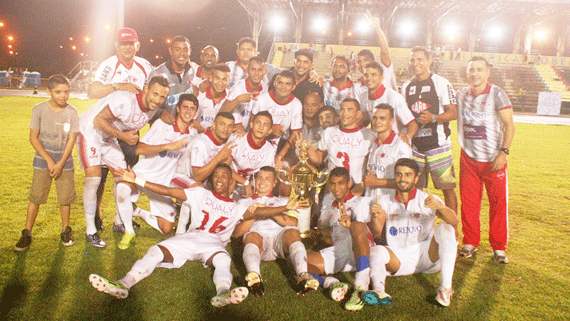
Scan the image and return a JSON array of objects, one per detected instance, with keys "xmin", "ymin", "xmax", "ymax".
[{"xmin": 460, "ymin": 150, "xmax": 509, "ymax": 251}]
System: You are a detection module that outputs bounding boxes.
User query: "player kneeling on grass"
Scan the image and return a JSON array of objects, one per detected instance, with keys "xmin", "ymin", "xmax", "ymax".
[
  {"xmin": 365, "ymin": 158, "xmax": 459, "ymax": 307},
  {"xmin": 15, "ymin": 74, "xmax": 79, "ymax": 251},
  {"xmin": 232, "ymin": 166, "xmax": 316, "ymax": 296}
]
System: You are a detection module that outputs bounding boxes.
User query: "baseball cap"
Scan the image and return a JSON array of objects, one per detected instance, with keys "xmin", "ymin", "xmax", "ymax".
[{"xmin": 117, "ymin": 28, "xmax": 139, "ymax": 42}]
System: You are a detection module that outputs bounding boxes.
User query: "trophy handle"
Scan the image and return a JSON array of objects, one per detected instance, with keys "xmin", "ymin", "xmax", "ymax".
[
  {"xmin": 310, "ymin": 169, "xmax": 330, "ymax": 188},
  {"xmin": 277, "ymin": 168, "xmax": 293, "ymax": 186}
]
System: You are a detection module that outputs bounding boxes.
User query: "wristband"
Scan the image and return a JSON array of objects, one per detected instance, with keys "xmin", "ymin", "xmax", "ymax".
[{"xmin": 134, "ymin": 177, "xmax": 146, "ymax": 187}]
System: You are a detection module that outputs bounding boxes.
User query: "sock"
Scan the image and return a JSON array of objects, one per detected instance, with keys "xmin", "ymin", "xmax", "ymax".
[
  {"xmin": 212, "ymin": 253, "xmax": 232, "ymax": 294},
  {"xmin": 323, "ymin": 276, "xmax": 340, "ymax": 289},
  {"xmin": 116, "ymin": 183, "xmax": 135, "ymax": 234},
  {"xmin": 312, "ymin": 273, "xmax": 325, "ymax": 287},
  {"xmin": 113, "ymin": 184, "xmax": 123, "ymax": 225},
  {"xmin": 354, "ymin": 255, "xmax": 370, "ymax": 290},
  {"xmin": 243, "ymin": 243, "xmax": 261, "ymax": 275},
  {"xmin": 176, "ymin": 203, "xmax": 190, "ymax": 235},
  {"xmin": 435, "ymin": 224, "xmax": 457, "ymax": 289},
  {"xmin": 84, "ymin": 177, "xmax": 101, "ymax": 235},
  {"xmin": 134, "ymin": 207, "xmax": 161, "ymax": 232},
  {"xmin": 121, "ymin": 245, "xmax": 164, "ymax": 289},
  {"xmin": 288, "ymin": 241, "xmax": 308, "ymax": 275},
  {"xmin": 370, "ymin": 246, "xmax": 390, "ymax": 292}
]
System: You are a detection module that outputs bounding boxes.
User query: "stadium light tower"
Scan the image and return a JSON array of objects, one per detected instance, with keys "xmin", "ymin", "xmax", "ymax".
[{"xmin": 313, "ymin": 16, "xmax": 329, "ymax": 34}]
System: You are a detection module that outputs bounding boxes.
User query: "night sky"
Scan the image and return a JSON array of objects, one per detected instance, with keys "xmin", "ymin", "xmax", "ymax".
[{"xmin": 0, "ymin": 0, "xmax": 264, "ymax": 76}]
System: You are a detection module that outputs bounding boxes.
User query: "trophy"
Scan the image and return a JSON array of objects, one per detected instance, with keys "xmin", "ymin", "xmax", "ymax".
[{"xmin": 278, "ymin": 141, "xmax": 329, "ymax": 238}]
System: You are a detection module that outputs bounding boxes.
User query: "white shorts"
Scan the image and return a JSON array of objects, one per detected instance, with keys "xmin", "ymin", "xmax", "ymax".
[
  {"xmin": 77, "ymin": 133, "xmax": 126, "ymax": 170},
  {"xmin": 245, "ymin": 226, "xmax": 298, "ymax": 261},
  {"xmin": 320, "ymin": 246, "xmax": 356, "ymax": 275},
  {"xmin": 389, "ymin": 240, "xmax": 441, "ymax": 276},
  {"xmin": 131, "ymin": 185, "xmax": 176, "ymax": 223},
  {"xmin": 157, "ymin": 231, "xmax": 228, "ymax": 269}
]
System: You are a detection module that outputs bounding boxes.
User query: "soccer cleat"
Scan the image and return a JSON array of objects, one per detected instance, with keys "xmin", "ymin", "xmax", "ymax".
[
  {"xmin": 296, "ymin": 272, "xmax": 319, "ymax": 295},
  {"xmin": 95, "ymin": 215, "xmax": 104, "ymax": 231},
  {"xmin": 113, "ymin": 221, "xmax": 141, "ymax": 234},
  {"xmin": 459, "ymin": 244, "xmax": 477, "ymax": 258},
  {"xmin": 14, "ymin": 229, "xmax": 32, "ymax": 251},
  {"xmin": 211, "ymin": 287, "xmax": 249, "ymax": 307},
  {"xmin": 435, "ymin": 286, "xmax": 453, "ymax": 307},
  {"xmin": 362, "ymin": 290, "xmax": 392, "ymax": 306},
  {"xmin": 345, "ymin": 287, "xmax": 365, "ymax": 311},
  {"xmin": 329, "ymin": 282, "xmax": 349, "ymax": 302},
  {"xmin": 118, "ymin": 232, "xmax": 135, "ymax": 250},
  {"xmin": 89, "ymin": 274, "xmax": 129, "ymax": 299},
  {"xmin": 86, "ymin": 233, "xmax": 107, "ymax": 248},
  {"xmin": 61, "ymin": 226, "xmax": 75, "ymax": 246},
  {"xmin": 493, "ymin": 250, "xmax": 509, "ymax": 264},
  {"xmin": 245, "ymin": 272, "xmax": 265, "ymax": 297}
]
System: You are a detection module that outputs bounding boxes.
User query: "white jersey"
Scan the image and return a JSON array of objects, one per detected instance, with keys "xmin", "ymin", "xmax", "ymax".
[
  {"xmin": 235, "ymin": 195, "xmax": 289, "ymax": 236},
  {"xmin": 133, "ymin": 119, "xmax": 197, "ymax": 185},
  {"xmin": 183, "ymin": 187, "xmax": 240, "ymax": 245},
  {"xmin": 318, "ymin": 193, "xmax": 372, "ymax": 229},
  {"xmin": 196, "ymin": 85, "xmax": 228, "ymax": 129},
  {"xmin": 366, "ymin": 132, "xmax": 412, "ymax": 199},
  {"xmin": 175, "ymin": 130, "xmax": 226, "ymax": 178},
  {"xmin": 457, "ymin": 83, "xmax": 512, "ymax": 162},
  {"xmin": 78, "ymin": 90, "xmax": 158, "ymax": 143},
  {"xmin": 229, "ymin": 132, "xmax": 276, "ymax": 180},
  {"xmin": 191, "ymin": 65, "xmax": 208, "ymax": 87},
  {"xmin": 226, "ymin": 78, "xmax": 267, "ymax": 128},
  {"xmin": 360, "ymin": 85, "xmax": 415, "ymax": 134},
  {"xmin": 93, "ymin": 55, "xmax": 153, "ymax": 88},
  {"xmin": 379, "ymin": 188, "xmax": 442, "ymax": 248},
  {"xmin": 251, "ymin": 90, "xmax": 303, "ymax": 144},
  {"xmin": 322, "ymin": 78, "xmax": 366, "ymax": 111},
  {"xmin": 317, "ymin": 126, "xmax": 375, "ymax": 184}
]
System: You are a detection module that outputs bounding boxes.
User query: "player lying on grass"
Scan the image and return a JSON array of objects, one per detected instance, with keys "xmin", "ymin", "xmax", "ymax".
[
  {"xmin": 89, "ymin": 163, "xmax": 307, "ymax": 307},
  {"xmin": 232, "ymin": 166, "xmax": 316, "ymax": 297}
]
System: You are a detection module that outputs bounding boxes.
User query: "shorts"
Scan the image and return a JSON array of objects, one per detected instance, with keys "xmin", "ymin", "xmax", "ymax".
[
  {"xmin": 388, "ymin": 240, "xmax": 441, "ymax": 276},
  {"xmin": 320, "ymin": 245, "xmax": 355, "ymax": 275},
  {"xmin": 412, "ymin": 144, "xmax": 456, "ymax": 190},
  {"xmin": 131, "ymin": 185, "xmax": 176, "ymax": 223},
  {"xmin": 245, "ymin": 226, "xmax": 298, "ymax": 261},
  {"xmin": 157, "ymin": 231, "xmax": 228, "ymax": 269},
  {"xmin": 29, "ymin": 169, "xmax": 76, "ymax": 205},
  {"xmin": 76, "ymin": 133, "xmax": 126, "ymax": 170}
]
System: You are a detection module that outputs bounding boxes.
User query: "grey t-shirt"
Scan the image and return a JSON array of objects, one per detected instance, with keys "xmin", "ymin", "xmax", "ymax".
[{"xmin": 30, "ymin": 101, "xmax": 79, "ymax": 171}]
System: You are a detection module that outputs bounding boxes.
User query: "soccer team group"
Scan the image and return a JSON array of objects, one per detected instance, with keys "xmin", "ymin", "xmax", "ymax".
[{"xmin": 15, "ymin": 22, "xmax": 514, "ymax": 310}]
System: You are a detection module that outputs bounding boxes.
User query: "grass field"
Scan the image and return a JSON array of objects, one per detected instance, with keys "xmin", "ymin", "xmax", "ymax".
[{"xmin": 1, "ymin": 95, "xmax": 569, "ymax": 320}]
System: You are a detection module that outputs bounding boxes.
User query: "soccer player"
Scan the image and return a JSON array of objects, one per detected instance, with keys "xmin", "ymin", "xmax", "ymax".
[
  {"xmin": 291, "ymin": 49, "xmax": 322, "ymax": 104},
  {"xmin": 456, "ymin": 56, "xmax": 515, "ymax": 263},
  {"xmin": 15, "ymin": 75, "xmax": 78, "ymax": 251},
  {"xmin": 192, "ymin": 45, "xmax": 220, "ymax": 88},
  {"xmin": 364, "ymin": 104, "xmax": 412, "ymax": 199},
  {"xmin": 360, "ymin": 61, "xmax": 418, "ymax": 141},
  {"xmin": 233, "ymin": 166, "xmax": 317, "ymax": 296},
  {"xmin": 401, "ymin": 46, "xmax": 458, "ymax": 213},
  {"xmin": 364, "ymin": 158, "xmax": 458, "ymax": 307},
  {"xmin": 322, "ymin": 55, "xmax": 365, "ymax": 111},
  {"xmin": 77, "ymin": 75, "xmax": 169, "ymax": 248},
  {"xmin": 195, "ymin": 63, "xmax": 230, "ymax": 131},
  {"xmin": 226, "ymin": 37, "xmax": 280, "ymax": 88},
  {"xmin": 317, "ymin": 105, "xmax": 340, "ymax": 131},
  {"xmin": 221, "ymin": 56, "xmax": 267, "ymax": 133},
  {"xmin": 114, "ymin": 94, "xmax": 198, "ymax": 249}
]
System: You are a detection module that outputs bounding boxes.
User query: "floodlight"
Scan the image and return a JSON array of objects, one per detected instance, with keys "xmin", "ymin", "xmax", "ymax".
[
  {"xmin": 534, "ymin": 28, "xmax": 548, "ymax": 42},
  {"xmin": 398, "ymin": 19, "xmax": 417, "ymax": 38},
  {"xmin": 7, "ymin": 35, "xmax": 13, "ymax": 41},
  {"xmin": 312, "ymin": 16, "xmax": 329, "ymax": 33},
  {"xmin": 271, "ymin": 14, "xmax": 287, "ymax": 33},
  {"xmin": 487, "ymin": 25, "xmax": 504, "ymax": 42},
  {"xmin": 0, "ymin": 22, "xmax": 4, "ymax": 27},
  {"xmin": 443, "ymin": 23, "xmax": 460, "ymax": 39},
  {"xmin": 356, "ymin": 18, "xmax": 372, "ymax": 35}
]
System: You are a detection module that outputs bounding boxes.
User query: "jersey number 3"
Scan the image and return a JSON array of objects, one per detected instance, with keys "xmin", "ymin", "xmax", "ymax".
[
  {"xmin": 336, "ymin": 152, "xmax": 350, "ymax": 171},
  {"xmin": 198, "ymin": 210, "xmax": 228, "ymax": 233}
]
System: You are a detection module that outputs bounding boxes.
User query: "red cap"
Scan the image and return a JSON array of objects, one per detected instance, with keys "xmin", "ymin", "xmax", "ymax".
[{"xmin": 116, "ymin": 28, "xmax": 139, "ymax": 42}]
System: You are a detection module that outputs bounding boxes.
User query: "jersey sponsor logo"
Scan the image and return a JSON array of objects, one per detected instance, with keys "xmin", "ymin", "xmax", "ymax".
[
  {"xmin": 131, "ymin": 112, "xmax": 150, "ymax": 126},
  {"xmin": 416, "ymin": 127, "xmax": 433, "ymax": 138},
  {"xmin": 389, "ymin": 225, "xmax": 422, "ymax": 236},
  {"xmin": 159, "ymin": 150, "xmax": 183, "ymax": 158},
  {"xmin": 409, "ymin": 86, "xmax": 416, "ymax": 95},
  {"xmin": 200, "ymin": 115, "xmax": 215, "ymax": 124},
  {"xmin": 331, "ymin": 134, "xmax": 363, "ymax": 147},
  {"xmin": 463, "ymin": 124, "xmax": 487, "ymax": 140},
  {"xmin": 421, "ymin": 86, "xmax": 431, "ymax": 93},
  {"xmin": 101, "ymin": 66, "xmax": 112, "ymax": 81},
  {"xmin": 447, "ymin": 84, "xmax": 457, "ymax": 104},
  {"xmin": 267, "ymin": 106, "xmax": 290, "ymax": 118},
  {"xmin": 461, "ymin": 109, "xmax": 487, "ymax": 119},
  {"xmin": 410, "ymin": 100, "xmax": 431, "ymax": 114},
  {"xmin": 369, "ymin": 163, "xmax": 386, "ymax": 173},
  {"xmin": 240, "ymin": 149, "xmax": 267, "ymax": 166},
  {"xmin": 205, "ymin": 197, "xmax": 232, "ymax": 215}
]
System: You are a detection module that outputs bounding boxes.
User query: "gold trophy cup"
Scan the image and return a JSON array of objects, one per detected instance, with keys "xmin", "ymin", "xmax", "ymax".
[{"xmin": 278, "ymin": 141, "xmax": 329, "ymax": 238}]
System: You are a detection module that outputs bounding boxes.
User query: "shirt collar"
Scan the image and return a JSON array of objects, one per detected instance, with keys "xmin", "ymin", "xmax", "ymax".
[
  {"xmin": 205, "ymin": 84, "xmax": 227, "ymax": 101},
  {"xmin": 369, "ymin": 84, "xmax": 386, "ymax": 100},
  {"xmin": 269, "ymin": 89, "xmax": 295, "ymax": 105},
  {"xmin": 339, "ymin": 125, "xmax": 362, "ymax": 133},
  {"xmin": 375, "ymin": 131, "xmax": 396, "ymax": 146},
  {"xmin": 246, "ymin": 78, "xmax": 263, "ymax": 96},
  {"xmin": 212, "ymin": 191, "xmax": 234, "ymax": 202},
  {"xmin": 136, "ymin": 90, "xmax": 148, "ymax": 112},
  {"xmin": 395, "ymin": 188, "xmax": 418, "ymax": 205},
  {"xmin": 247, "ymin": 132, "xmax": 266, "ymax": 150},
  {"xmin": 205, "ymin": 129, "xmax": 224, "ymax": 146},
  {"xmin": 173, "ymin": 119, "xmax": 190, "ymax": 134},
  {"xmin": 252, "ymin": 193, "xmax": 274, "ymax": 200},
  {"xmin": 468, "ymin": 82, "xmax": 492, "ymax": 97},
  {"xmin": 331, "ymin": 78, "xmax": 354, "ymax": 91},
  {"xmin": 332, "ymin": 192, "xmax": 356, "ymax": 208}
]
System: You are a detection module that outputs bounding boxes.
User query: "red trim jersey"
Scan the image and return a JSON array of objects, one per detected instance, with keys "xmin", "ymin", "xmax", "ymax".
[
  {"xmin": 229, "ymin": 132, "xmax": 276, "ymax": 180},
  {"xmin": 196, "ymin": 85, "xmax": 228, "ymax": 129},
  {"xmin": 322, "ymin": 78, "xmax": 366, "ymax": 111},
  {"xmin": 251, "ymin": 90, "xmax": 303, "ymax": 144},
  {"xmin": 457, "ymin": 83, "xmax": 512, "ymax": 162},
  {"xmin": 183, "ymin": 187, "xmax": 240, "ymax": 245},
  {"xmin": 360, "ymin": 85, "xmax": 415, "ymax": 134},
  {"xmin": 317, "ymin": 126, "xmax": 375, "ymax": 184},
  {"xmin": 78, "ymin": 90, "xmax": 158, "ymax": 143},
  {"xmin": 365, "ymin": 131, "xmax": 412, "ymax": 199},
  {"xmin": 133, "ymin": 119, "xmax": 198, "ymax": 185},
  {"xmin": 379, "ymin": 188, "xmax": 442, "ymax": 248},
  {"xmin": 175, "ymin": 130, "xmax": 225, "ymax": 178},
  {"xmin": 191, "ymin": 65, "xmax": 207, "ymax": 87},
  {"xmin": 226, "ymin": 78, "xmax": 267, "ymax": 128},
  {"xmin": 235, "ymin": 195, "xmax": 289, "ymax": 235},
  {"xmin": 93, "ymin": 55, "xmax": 152, "ymax": 88},
  {"xmin": 358, "ymin": 63, "xmax": 398, "ymax": 92}
]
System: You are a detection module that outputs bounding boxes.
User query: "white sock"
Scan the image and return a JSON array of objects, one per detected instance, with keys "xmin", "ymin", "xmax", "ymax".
[
  {"xmin": 83, "ymin": 177, "xmax": 101, "ymax": 235},
  {"xmin": 370, "ymin": 246, "xmax": 390, "ymax": 292},
  {"xmin": 354, "ymin": 267, "xmax": 370, "ymax": 290},
  {"xmin": 121, "ymin": 245, "xmax": 164, "ymax": 289},
  {"xmin": 113, "ymin": 184, "xmax": 123, "ymax": 225},
  {"xmin": 243, "ymin": 243, "xmax": 261, "ymax": 275},
  {"xmin": 212, "ymin": 253, "xmax": 232, "ymax": 294},
  {"xmin": 435, "ymin": 224, "xmax": 457, "ymax": 289},
  {"xmin": 323, "ymin": 276, "xmax": 340, "ymax": 289},
  {"xmin": 176, "ymin": 203, "xmax": 190, "ymax": 235},
  {"xmin": 116, "ymin": 183, "xmax": 135, "ymax": 234},
  {"xmin": 288, "ymin": 241, "xmax": 308, "ymax": 275},
  {"xmin": 134, "ymin": 207, "xmax": 161, "ymax": 232}
]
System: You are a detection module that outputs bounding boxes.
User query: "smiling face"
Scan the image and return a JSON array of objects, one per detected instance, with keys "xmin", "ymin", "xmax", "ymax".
[
  {"xmin": 339, "ymin": 100, "xmax": 360, "ymax": 128},
  {"xmin": 115, "ymin": 41, "xmax": 140, "ymax": 63},
  {"xmin": 273, "ymin": 75, "xmax": 296, "ymax": 99},
  {"xmin": 247, "ymin": 60, "xmax": 266, "ymax": 85},
  {"xmin": 331, "ymin": 58, "xmax": 349, "ymax": 82},
  {"xmin": 356, "ymin": 54, "xmax": 373, "ymax": 74},
  {"xmin": 364, "ymin": 66, "xmax": 384, "ymax": 91},
  {"xmin": 200, "ymin": 46, "xmax": 219, "ymax": 69},
  {"xmin": 254, "ymin": 169, "xmax": 277, "ymax": 195},
  {"xmin": 294, "ymin": 54, "xmax": 313, "ymax": 78},
  {"xmin": 409, "ymin": 50, "xmax": 431, "ymax": 79},
  {"xmin": 169, "ymin": 40, "xmax": 191, "ymax": 69},
  {"xmin": 329, "ymin": 175, "xmax": 351, "ymax": 202},
  {"xmin": 394, "ymin": 165, "xmax": 419, "ymax": 193},
  {"xmin": 372, "ymin": 107, "xmax": 394, "ymax": 135},
  {"xmin": 210, "ymin": 69, "xmax": 229, "ymax": 94},
  {"xmin": 211, "ymin": 166, "xmax": 232, "ymax": 195},
  {"xmin": 176, "ymin": 99, "xmax": 198, "ymax": 125},
  {"xmin": 467, "ymin": 59, "xmax": 490, "ymax": 89},
  {"xmin": 142, "ymin": 83, "xmax": 169, "ymax": 111},
  {"xmin": 318, "ymin": 110, "xmax": 337, "ymax": 129}
]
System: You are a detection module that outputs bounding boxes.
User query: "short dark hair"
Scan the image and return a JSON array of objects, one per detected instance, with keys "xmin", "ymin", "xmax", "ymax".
[
  {"xmin": 304, "ymin": 91, "xmax": 323, "ymax": 104},
  {"xmin": 357, "ymin": 49, "xmax": 375, "ymax": 61},
  {"xmin": 329, "ymin": 167, "xmax": 350, "ymax": 181},
  {"xmin": 171, "ymin": 35, "xmax": 190, "ymax": 47},
  {"xmin": 276, "ymin": 70, "xmax": 295, "ymax": 83},
  {"xmin": 411, "ymin": 46, "xmax": 431, "ymax": 60},
  {"xmin": 364, "ymin": 61, "xmax": 384, "ymax": 75},
  {"xmin": 374, "ymin": 103, "xmax": 394, "ymax": 118},
  {"xmin": 252, "ymin": 110, "xmax": 273, "ymax": 126},
  {"xmin": 177, "ymin": 93, "xmax": 199, "ymax": 109},
  {"xmin": 47, "ymin": 74, "xmax": 70, "ymax": 90},
  {"xmin": 332, "ymin": 55, "xmax": 350, "ymax": 67},
  {"xmin": 255, "ymin": 166, "xmax": 276, "ymax": 179},
  {"xmin": 317, "ymin": 105, "xmax": 338, "ymax": 119},
  {"xmin": 341, "ymin": 97, "xmax": 360, "ymax": 111},
  {"xmin": 147, "ymin": 75, "xmax": 170, "ymax": 89},
  {"xmin": 469, "ymin": 55, "xmax": 490, "ymax": 68},
  {"xmin": 295, "ymin": 49, "xmax": 314, "ymax": 62},
  {"xmin": 248, "ymin": 56, "xmax": 265, "ymax": 66},
  {"xmin": 215, "ymin": 111, "xmax": 235, "ymax": 122},
  {"xmin": 213, "ymin": 63, "xmax": 231, "ymax": 73},
  {"xmin": 238, "ymin": 37, "xmax": 256, "ymax": 48},
  {"xmin": 395, "ymin": 158, "xmax": 420, "ymax": 176}
]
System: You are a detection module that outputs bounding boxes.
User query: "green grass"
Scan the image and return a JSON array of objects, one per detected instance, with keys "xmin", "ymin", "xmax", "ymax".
[{"xmin": 1, "ymin": 96, "xmax": 570, "ymax": 320}]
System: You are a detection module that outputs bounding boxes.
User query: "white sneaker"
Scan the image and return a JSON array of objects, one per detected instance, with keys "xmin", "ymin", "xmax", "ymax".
[
  {"xmin": 493, "ymin": 250, "xmax": 509, "ymax": 263},
  {"xmin": 459, "ymin": 244, "xmax": 477, "ymax": 258},
  {"xmin": 435, "ymin": 286, "xmax": 453, "ymax": 307},
  {"xmin": 211, "ymin": 287, "xmax": 249, "ymax": 307}
]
